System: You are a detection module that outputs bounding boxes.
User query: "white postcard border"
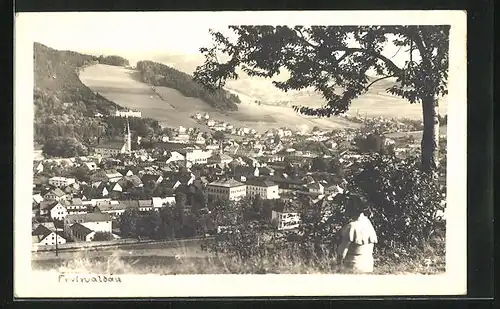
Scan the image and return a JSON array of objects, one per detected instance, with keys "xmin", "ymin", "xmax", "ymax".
[{"xmin": 14, "ymin": 10, "xmax": 467, "ymax": 298}]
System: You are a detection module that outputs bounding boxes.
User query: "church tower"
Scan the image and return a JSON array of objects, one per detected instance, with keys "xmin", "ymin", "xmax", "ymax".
[{"xmin": 124, "ymin": 116, "xmax": 132, "ymax": 153}]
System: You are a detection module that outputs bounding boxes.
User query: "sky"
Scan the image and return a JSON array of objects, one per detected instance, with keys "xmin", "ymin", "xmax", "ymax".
[{"xmin": 20, "ymin": 12, "xmax": 417, "ymax": 70}]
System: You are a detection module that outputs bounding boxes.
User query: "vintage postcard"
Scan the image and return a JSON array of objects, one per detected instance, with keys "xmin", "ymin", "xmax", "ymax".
[{"xmin": 14, "ymin": 10, "xmax": 467, "ymax": 298}]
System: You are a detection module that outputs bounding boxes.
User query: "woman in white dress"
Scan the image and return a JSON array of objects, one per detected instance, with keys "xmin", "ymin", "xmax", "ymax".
[{"xmin": 336, "ymin": 195, "xmax": 378, "ymax": 273}]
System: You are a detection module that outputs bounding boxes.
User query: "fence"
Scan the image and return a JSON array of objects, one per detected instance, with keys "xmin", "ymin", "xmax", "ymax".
[{"xmin": 32, "ymin": 237, "xmax": 214, "ymax": 253}]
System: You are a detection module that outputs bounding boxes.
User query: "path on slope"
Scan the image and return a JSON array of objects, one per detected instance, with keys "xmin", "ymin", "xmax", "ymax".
[{"xmin": 79, "ymin": 64, "xmax": 361, "ymax": 133}]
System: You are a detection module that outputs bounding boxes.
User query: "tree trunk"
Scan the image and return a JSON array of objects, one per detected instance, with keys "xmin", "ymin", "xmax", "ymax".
[{"xmin": 421, "ymin": 95, "xmax": 440, "ymax": 171}]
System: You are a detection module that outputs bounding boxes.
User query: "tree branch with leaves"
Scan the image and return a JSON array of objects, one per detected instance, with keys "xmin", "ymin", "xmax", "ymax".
[{"xmin": 193, "ymin": 25, "xmax": 449, "ymax": 171}]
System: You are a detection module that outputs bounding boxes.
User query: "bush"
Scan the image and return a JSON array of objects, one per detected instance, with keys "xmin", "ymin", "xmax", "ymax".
[
  {"xmin": 342, "ymin": 154, "xmax": 445, "ymax": 252},
  {"xmin": 42, "ymin": 136, "xmax": 89, "ymax": 158},
  {"xmin": 202, "ymin": 154, "xmax": 445, "ymax": 271},
  {"xmin": 92, "ymin": 232, "xmax": 114, "ymax": 241}
]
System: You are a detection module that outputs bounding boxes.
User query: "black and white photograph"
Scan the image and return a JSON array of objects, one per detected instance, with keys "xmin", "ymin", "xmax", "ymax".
[{"xmin": 14, "ymin": 11, "xmax": 467, "ymax": 297}]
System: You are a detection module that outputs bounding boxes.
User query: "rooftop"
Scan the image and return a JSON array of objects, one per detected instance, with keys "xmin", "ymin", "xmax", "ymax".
[
  {"xmin": 94, "ymin": 140, "xmax": 125, "ymax": 150},
  {"xmin": 208, "ymin": 178, "xmax": 245, "ymax": 188},
  {"xmin": 155, "ymin": 142, "xmax": 196, "ymax": 150},
  {"xmin": 50, "ymin": 188, "xmax": 66, "ymax": 197},
  {"xmin": 138, "ymin": 199, "xmax": 153, "ymax": 207},
  {"xmin": 65, "ymin": 212, "xmax": 112, "ymax": 223},
  {"xmin": 245, "ymin": 179, "xmax": 277, "ymax": 187},
  {"xmin": 208, "ymin": 153, "xmax": 233, "ymax": 162},
  {"xmin": 70, "ymin": 223, "xmax": 94, "ymax": 236},
  {"xmin": 105, "ymin": 169, "xmax": 123, "ymax": 176},
  {"xmin": 39, "ymin": 200, "xmax": 60, "ymax": 210}
]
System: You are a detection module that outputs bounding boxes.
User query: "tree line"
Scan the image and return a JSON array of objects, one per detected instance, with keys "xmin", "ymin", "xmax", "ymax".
[{"xmin": 98, "ymin": 55, "xmax": 130, "ymax": 67}]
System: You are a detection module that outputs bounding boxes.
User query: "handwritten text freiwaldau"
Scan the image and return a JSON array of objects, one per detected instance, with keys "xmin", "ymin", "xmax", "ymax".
[{"xmin": 59, "ymin": 274, "xmax": 122, "ymax": 283}]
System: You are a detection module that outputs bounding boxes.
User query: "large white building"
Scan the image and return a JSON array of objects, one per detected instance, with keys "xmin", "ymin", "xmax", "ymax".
[
  {"xmin": 245, "ymin": 179, "xmax": 280, "ymax": 200},
  {"xmin": 206, "ymin": 178, "xmax": 246, "ymax": 201},
  {"xmin": 114, "ymin": 110, "xmax": 142, "ymax": 118},
  {"xmin": 180, "ymin": 149, "xmax": 211, "ymax": 165},
  {"xmin": 48, "ymin": 177, "xmax": 76, "ymax": 188}
]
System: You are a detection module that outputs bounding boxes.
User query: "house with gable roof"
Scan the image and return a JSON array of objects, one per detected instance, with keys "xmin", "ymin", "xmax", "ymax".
[
  {"xmin": 32, "ymin": 224, "xmax": 67, "ymax": 245},
  {"xmin": 43, "ymin": 188, "xmax": 68, "ymax": 202}
]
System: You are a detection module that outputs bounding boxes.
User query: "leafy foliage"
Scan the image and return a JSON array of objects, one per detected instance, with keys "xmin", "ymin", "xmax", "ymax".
[
  {"xmin": 292, "ymin": 140, "xmax": 331, "ymax": 155},
  {"xmin": 42, "ymin": 136, "xmax": 89, "ymax": 158},
  {"xmin": 353, "ymin": 132, "xmax": 391, "ymax": 154},
  {"xmin": 310, "ymin": 157, "xmax": 328, "ymax": 172},
  {"xmin": 98, "ymin": 55, "xmax": 130, "ymax": 67},
  {"xmin": 92, "ymin": 232, "xmax": 114, "ymax": 241},
  {"xmin": 193, "ymin": 26, "xmax": 450, "ymax": 170},
  {"xmin": 212, "ymin": 131, "xmax": 226, "ymax": 141},
  {"xmin": 194, "ymin": 26, "xmax": 449, "ymax": 113},
  {"xmin": 343, "ymin": 154, "xmax": 445, "ymax": 249},
  {"xmin": 135, "ymin": 60, "xmax": 241, "ymax": 111},
  {"xmin": 104, "ymin": 116, "xmax": 162, "ymax": 139}
]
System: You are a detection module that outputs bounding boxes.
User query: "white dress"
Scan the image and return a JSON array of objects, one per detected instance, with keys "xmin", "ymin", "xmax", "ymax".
[{"xmin": 339, "ymin": 214, "xmax": 378, "ymax": 273}]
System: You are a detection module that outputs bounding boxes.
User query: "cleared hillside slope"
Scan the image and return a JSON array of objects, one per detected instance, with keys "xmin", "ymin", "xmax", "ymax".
[{"xmin": 79, "ymin": 64, "xmax": 362, "ymax": 133}]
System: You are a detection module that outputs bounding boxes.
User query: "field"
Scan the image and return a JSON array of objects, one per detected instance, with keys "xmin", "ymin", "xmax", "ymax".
[{"xmin": 79, "ymin": 62, "xmax": 448, "ymax": 133}]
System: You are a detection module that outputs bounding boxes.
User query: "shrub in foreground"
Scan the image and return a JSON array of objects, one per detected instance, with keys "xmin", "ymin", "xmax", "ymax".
[{"xmin": 202, "ymin": 154, "xmax": 446, "ymax": 272}]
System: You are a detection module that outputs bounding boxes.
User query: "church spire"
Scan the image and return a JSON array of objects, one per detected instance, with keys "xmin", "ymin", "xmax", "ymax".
[{"xmin": 124, "ymin": 116, "xmax": 131, "ymax": 153}]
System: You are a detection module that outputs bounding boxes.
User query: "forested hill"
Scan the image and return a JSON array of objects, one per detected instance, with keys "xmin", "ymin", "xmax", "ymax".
[
  {"xmin": 135, "ymin": 60, "xmax": 241, "ymax": 111},
  {"xmin": 33, "ymin": 43, "xmax": 162, "ymax": 158},
  {"xmin": 34, "ymin": 42, "xmax": 123, "ymax": 116}
]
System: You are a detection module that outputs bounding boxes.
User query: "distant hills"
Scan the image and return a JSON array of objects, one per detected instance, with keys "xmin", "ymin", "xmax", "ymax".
[
  {"xmin": 153, "ymin": 52, "xmax": 448, "ymax": 118},
  {"xmin": 154, "ymin": 53, "xmax": 399, "ymax": 106}
]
